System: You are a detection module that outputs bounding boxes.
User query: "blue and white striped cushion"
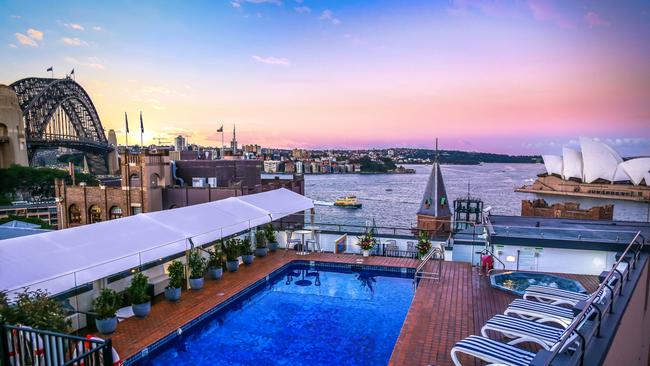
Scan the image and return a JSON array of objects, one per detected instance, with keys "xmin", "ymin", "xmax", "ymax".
[
  {"xmin": 486, "ymin": 315, "xmax": 565, "ymax": 345},
  {"xmin": 453, "ymin": 335, "xmax": 535, "ymax": 366},
  {"xmin": 525, "ymin": 285, "xmax": 589, "ymax": 301},
  {"xmin": 508, "ymin": 299, "xmax": 575, "ymax": 320}
]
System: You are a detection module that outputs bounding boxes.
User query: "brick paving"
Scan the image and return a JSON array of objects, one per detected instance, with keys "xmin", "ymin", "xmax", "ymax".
[{"xmin": 106, "ymin": 251, "xmax": 599, "ymax": 366}]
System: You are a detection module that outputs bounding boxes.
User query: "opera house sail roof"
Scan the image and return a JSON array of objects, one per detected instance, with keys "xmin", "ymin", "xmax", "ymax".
[{"xmin": 541, "ymin": 137, "xmax": 650, "ymax": 186}]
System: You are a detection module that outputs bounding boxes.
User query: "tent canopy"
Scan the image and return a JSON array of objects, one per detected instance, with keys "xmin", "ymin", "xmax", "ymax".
[{"xmin": 0, "ymin": 188, "xmax": 313, "ymax": 296}]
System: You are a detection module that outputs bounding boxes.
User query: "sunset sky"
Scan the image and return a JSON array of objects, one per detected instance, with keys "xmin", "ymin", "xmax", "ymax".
[{"xmin": 1, "ymin": 0, "xmax": 649, "ymax": 155}]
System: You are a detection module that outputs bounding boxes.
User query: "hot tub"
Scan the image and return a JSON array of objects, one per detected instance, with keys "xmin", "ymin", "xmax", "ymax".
[{"xmin": 490, "ymin": 271, "xmax": 587, "ymax": 296}]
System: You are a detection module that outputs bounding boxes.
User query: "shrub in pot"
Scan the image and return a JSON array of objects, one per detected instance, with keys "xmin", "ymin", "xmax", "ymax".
[
  {"xmin": 416, "ymin": 230, "xmax": 432, "ymax": 259},
  {"xmin": 255, "ymin": 230, "xmax": 268, "ymax": 257},
  {"xmin": 264, "ymin": 224, "xmax": 279, "ymax": 251},
  {"xmin": 165, "ymin": 260, "xmax": 184, "ymax": 301},
  {"xmin": 240, "ymin": 237, "xmax": 255, "ymax": 265},
  {"xmin": 93, "ymin": 288, "xmax": 120, "ymax": 334},
  {"xmin": 127, "ymin": 272, "xmax": 151, "ymax": 318},
  {"xmin": 188, "ymin": 250, "xmax": 207, "ymax": 290},
  {"xmin": 224, "ymin": 238, "xmax": 240, "ymax": 272},
  {"xmin": 207, "ymin": 245, "xmax": 224, "ymax": 280}
]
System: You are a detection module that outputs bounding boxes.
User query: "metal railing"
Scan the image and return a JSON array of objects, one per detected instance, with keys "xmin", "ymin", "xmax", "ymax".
[
  {"xmin": 540, "ymin": 231, "xmax": 645, "ymax": 365},
  {"xmin": 0, "ymin": 322, "xmax": 113, "ymax": 366},
  {"xmin": 414, "ymin": 235, "xmax": 448, "ymax": 289}
]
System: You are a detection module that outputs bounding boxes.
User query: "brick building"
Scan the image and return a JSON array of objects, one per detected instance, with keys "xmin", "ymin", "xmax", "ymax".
[
  {"xmin": 521, "ymin": 199, "xmax": 614, "ymax": 221},
  {"xmin": 56, "ymin": 150, "xmax": 304, "ymax": 229}
]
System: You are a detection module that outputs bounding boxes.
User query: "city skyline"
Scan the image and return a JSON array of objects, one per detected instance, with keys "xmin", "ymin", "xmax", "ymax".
[{"xmin": 1, "ymin": 0, "xmax": 649, "ymax": 156}]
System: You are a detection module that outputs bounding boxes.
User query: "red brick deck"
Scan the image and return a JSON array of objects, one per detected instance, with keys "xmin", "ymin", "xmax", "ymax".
[{"xmin": 107, "ymin": 251, "xmax": 599, "ymax": 365}]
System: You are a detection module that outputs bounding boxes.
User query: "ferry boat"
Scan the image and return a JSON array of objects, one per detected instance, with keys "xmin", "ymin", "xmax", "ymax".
[{"xmin": 334, "ymin": 196, "xmax": 362, "ymax": 208}]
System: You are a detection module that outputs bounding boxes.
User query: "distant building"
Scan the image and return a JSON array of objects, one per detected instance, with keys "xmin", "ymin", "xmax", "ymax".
[
  {"xmin": 264, "ymin": 160, "xmax": 282, "ymax": 173},
  {"xmin": 174, "ymin": 135, "xmax": 186, "ymax": 152},
  {"xmin": 0, "ymin": 201, "xmax": 58, "ymax": 228},
  {"xmin": 522, "ymin": 199, "xmax": 614, "ymax": 221}
]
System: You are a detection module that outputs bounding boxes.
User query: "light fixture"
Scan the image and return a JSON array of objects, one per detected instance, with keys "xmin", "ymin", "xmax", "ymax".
[{"xmin": 505, "ymin": 255, "xmax": 516, "ymax": 263}]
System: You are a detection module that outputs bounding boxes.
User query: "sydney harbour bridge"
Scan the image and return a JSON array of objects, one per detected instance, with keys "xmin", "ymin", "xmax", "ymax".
[{"xmin": 9, "ymin": 77, "xmax": 113, "ymax": 174}]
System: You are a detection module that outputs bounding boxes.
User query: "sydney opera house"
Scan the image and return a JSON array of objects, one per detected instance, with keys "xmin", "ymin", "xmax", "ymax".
[{"xmin": 516, "ymin": 137, "xmax": 650, "ymax": 202}]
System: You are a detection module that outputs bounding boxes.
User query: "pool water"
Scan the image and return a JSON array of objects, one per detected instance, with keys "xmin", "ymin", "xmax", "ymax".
[
  {"xmin": 133, "ymin": 264, "xmax": 414, "ymax": 366},
  {"xmin": 490, "ymin": 271, "xmax": 587, "ymax": 296}
]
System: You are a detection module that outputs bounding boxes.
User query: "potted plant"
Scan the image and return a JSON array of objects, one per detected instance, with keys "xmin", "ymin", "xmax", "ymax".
[
  {"xmin": 225, "ymin": 238, "xmax": 240, "ymax": 272},
  {"xmin": 358, "ymin": 232, "xmax": 376, "ymax": 257},
  {"xmin": 165, "ymin": 260, "xmax": 184, "ymax": 301},
  {"xmin": 127, "ymin": 272, "xmax": 151, "ymax": 318},
  {"xmin": 92, "ymin": 288, "xmax": 121, "ymax": 334},
  {"xmin": 241, "ymin": 237, "xmax": 255, "ymax": 265},
  {"xmin": 188, "ymin": 250, "xmax": 207, "ymax": 290},
  {"xmin": 416, "ymin": 230, "xmax": 432, "ymax": 259},
  {"xmin": 207, "ymin": 246, "xmax": 224, "ymax": 280},
  {"xmin": 255, "ymin": 230, "xmax": 268, "ymax": 257},
  {"xmin": 264, "ymin": 224, "xmax": 279, "ymax": 252}
]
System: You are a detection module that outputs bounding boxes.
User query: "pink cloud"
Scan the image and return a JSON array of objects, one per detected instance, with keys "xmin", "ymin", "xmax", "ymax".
[
  {"xmin": 528, "ymin": 0, "xmax": 575, "ymax": 29},
  {"xmin": 584, "ymin": 11, "xmax": 610, "ymax": 27}
]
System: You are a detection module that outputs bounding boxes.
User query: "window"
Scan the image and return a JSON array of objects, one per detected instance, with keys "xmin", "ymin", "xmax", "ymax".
[
  {"xmin": 150, "ymin": 173, "xmax": 161, "ymax": 188},
  {"xmin": 131, "ymin": 206, "xmax": 142, "ymax": 215},
  {"xmin": 89, "ymin": 205, "xmax": 102, "ymax": 223},
  {"xmin": 69, "ymin": 204, "xmax": 82, "ymax": 224},
  {"xmin": 129, "ymin": 173, "xmax": 140, "ymax": 186},
  {"xmin": 109, "ymin": 206, "xmax": 123, "ymax": 220}
]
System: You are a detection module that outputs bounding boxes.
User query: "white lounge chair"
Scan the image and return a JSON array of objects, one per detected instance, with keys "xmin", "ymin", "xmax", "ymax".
[
  {"xmin": 481, "ymin": 314, "xmax": 565, "ymax": 350},
  {"xmin": 504, "ymin": 299, "xmax": 577, "ymax": 328},
  {"xmin": 450, "ymin": 335, "xmax": 536, "ymax": 366},
  {"xmin": 523, "ymin": 285, "xmax": 590, "ymax": 306}
]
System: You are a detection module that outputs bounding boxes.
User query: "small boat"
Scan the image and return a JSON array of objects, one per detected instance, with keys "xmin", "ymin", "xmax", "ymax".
[
  {"xmin": 385, "ymin": 188, "xmax": 393, "ymax": 192},
  {"xmin": 334, "ymin": 196, "xmax": 362, "ymax": 208}
]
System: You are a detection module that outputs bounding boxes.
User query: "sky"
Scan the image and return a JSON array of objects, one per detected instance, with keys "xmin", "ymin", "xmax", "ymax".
[{"xmin": 1, "ymin": 0, "xmax": 649, "ymax": 156}]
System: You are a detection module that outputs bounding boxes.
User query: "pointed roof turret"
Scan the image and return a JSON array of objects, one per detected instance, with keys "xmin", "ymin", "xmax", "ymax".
[{"xmin": 417, "ymin": 139, "xmax": 451, "ymax": 217}]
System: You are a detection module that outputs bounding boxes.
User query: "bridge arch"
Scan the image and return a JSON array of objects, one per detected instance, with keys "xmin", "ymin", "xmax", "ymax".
[{"xmin": 9, "ymin": 77, "xmax": 112, "ymax": 174}]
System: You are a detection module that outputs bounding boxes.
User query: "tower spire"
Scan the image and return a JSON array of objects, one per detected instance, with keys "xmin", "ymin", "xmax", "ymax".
[{"xmin": 435, "ymin": 137, "xmax": 439, "ymax": 162}]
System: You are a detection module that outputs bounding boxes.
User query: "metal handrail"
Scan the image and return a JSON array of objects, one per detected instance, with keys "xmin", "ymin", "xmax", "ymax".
[{"xmin": 544, "ymin": 230, "xmax": 644, "ymax": 364}]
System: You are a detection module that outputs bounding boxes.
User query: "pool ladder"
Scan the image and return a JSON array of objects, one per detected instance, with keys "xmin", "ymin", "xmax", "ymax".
[{"xmin": 414, "ymin": 243, "xmax": 445, "ymax": 290}]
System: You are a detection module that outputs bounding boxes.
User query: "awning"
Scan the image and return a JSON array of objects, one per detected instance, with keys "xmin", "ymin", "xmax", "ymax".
[{"xmin": 0, "ymin": 188, "xmax": 313, "ymax": 297}]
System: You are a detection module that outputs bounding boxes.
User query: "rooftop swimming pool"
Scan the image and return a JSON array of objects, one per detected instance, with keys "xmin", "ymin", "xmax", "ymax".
[
  {"xmin": 130, "ymin": 262, "xmax": 414, "ymax": 366},
  {"xmin": 490, "ymin": 271, "xmax": 587, "ymax": 296}
]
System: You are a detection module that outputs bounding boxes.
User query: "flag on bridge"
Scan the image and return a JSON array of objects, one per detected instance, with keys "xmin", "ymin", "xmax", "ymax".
[
  {"xmin": 70, "ymin": 68, "xmax": 75, "ymax": 75},
  {"xmin": 217, "ymin": 125, "xmax": 223, "ymax": 132},
  {"xmin": 140, "ymin": 111, "xmax": 144, "ymax": 133},
  {"xmin": 125, "ymin": 112, "xmax": 129, "ymax": 133},
  {"xmin": 46, "ymin": 66, "xmax": 53, "ymax": 72}
]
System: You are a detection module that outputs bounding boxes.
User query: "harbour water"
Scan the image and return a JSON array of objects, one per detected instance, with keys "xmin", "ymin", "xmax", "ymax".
[{"xmin": 305, "ymin": 163, "xmax": 649, "ymax": 228}]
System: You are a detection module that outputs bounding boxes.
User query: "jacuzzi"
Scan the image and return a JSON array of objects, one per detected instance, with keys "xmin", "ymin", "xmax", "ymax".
[{"xmin": 490, "ymin": 271, "xmax": 587, "ymax": 296}]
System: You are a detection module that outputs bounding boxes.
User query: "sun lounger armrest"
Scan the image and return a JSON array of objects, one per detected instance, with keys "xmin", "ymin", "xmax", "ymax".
[{"xmin": 529, "ymin": 349, "xmax": 554, "ymax": 366}]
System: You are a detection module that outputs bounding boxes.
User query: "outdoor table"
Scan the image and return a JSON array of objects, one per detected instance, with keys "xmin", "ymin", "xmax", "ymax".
[{"xmin": 294, "ymin": 229, "xmax": 312, "ymax": 255}]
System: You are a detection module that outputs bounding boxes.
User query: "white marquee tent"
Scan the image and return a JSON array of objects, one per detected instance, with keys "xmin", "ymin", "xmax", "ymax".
[{"xmin": 0, "ymin": 188, "xmax": 313, "ymax": 297}]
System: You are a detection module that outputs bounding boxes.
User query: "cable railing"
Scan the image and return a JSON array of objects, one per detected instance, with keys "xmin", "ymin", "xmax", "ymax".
[
  {"xmin": 0, "ymin": 322, "xmax": 113, "ymax": 366},
  {"xmin": 541, "ymin": 231, "xmax": 645, "ymax": 365}
]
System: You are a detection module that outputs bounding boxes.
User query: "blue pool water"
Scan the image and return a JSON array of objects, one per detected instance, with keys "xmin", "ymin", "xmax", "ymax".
[
  {"xmin": 490, "ymin": 271, "xmax": 587, "ymax": 296},
  {"xmin": 132, "ymin": 263, "xmax": 414, "ymax": 366}
]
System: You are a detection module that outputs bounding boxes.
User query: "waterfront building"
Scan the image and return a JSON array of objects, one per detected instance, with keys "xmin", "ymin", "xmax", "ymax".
[
  {"xmin": 522, "ymin": 199, "xmax": 614, "ymax": 221},
  {"xmin": 517, "ymin": 137, "xmax": 650, "ymax": 202},
  {"xmin": 264, "ymin": 160, "xmax": 282, "ymax": 173}
]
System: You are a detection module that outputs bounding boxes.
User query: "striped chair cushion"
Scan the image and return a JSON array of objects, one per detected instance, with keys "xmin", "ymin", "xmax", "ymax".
[
  {"xmin": 486, "ymin": 315, "xmax": 565, "ymax": 345},
  {"xmin": 508, "ymin": 299, "xmax": 575, "ymax": 320},
  {"xmin": 525, "ymin": 285, "xmax": 590, "ymax": 301},
  {"xmin": 453, "ymin": 335, "xmax": 535, "ymax": 366}
]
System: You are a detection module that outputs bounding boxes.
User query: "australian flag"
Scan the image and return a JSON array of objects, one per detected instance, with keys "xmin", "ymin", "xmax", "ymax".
[
  {"xmin": 217, "ymin": 125, "xmax": 223, "ymax": 132},
  {"xmin": 140, "ymin": 111, "xmax": 144, "ymax": 133},
  {"xmin": 125, "ymin": 112, "xmax": 129, "ymax": 133}
]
